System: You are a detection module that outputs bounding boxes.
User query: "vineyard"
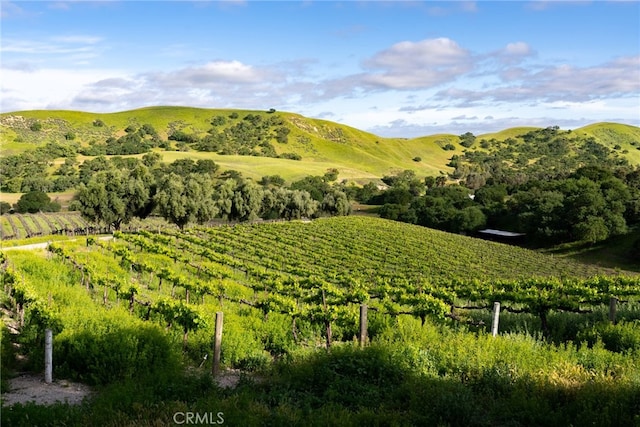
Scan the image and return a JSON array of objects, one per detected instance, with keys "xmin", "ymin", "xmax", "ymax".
[
  {"xmin": 0, "ymin": 212, "xmax": 101, "ymax": 240},
  {"xmin": 0, "ymin": 212, "xmax": 174, "ymax": 242},
  {"xmin": 2, "ymin": 216, "xmax": 640, "ymax": 426}
]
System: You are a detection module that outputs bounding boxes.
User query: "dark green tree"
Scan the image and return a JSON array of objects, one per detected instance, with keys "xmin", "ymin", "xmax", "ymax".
[
  {"xmin": 75, "ymin": 167, "xmax": 154, "ymax": 230},
  {"xmin": 155, "ymin": 173, "xmax": 217, "ymax": 229},
  {"xmin": 321, "ymin": 189, "xmax": 351, "ymax": 216},
  {"xmin": 14, "ymin": 191, "xmax": 59, "ymax": 213}
]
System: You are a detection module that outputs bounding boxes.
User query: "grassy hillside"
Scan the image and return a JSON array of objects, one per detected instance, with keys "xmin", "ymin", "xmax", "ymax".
[
  {"xmin": 475, "ymin": 123, "xmax": 640, "ymax": 164},
  {"xmin": 1, "ymin": 107, "xmax": 637, "ymax": 185},
  {"xmin": 543, "ymin": 226, "xmax": 640, "ymax": 273},
  {"xmin": 0, "ymin": 107, "xmax": 464, "ymax": 182},
  {"xmin": 477, "ymin": 126, "xmax": 540, "ymax": 141},
  {"xmin": 576, "ymin": 122, "xmax": 640, "ymax": 164}
]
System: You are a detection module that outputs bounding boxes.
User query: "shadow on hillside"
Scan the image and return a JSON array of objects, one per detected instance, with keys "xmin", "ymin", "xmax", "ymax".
[
  {"xmin": 239, "ymin": 344, "xmax": 640, "ymax": 426},
  {"xmin": 542, "ymin": 228, "xmax": 640, "ymax": 273},
  {"xmin": 3, "ymin": 342, "xmax": 639, "ymax": 426}
]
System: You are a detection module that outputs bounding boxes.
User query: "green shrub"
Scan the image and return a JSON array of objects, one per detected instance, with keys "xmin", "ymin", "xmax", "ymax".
[
  {"xmin": 0, "ymin": 324, "xmax": 16, "ymax": 393},
  {"xmin": 269, "ymin": 344, "xmax": 409, "ymax": 409},
  {"xmin": 55, "ymin": 317, "xmax": 180, "ymax": 385},
  {"xmin": 577, "ymin": 320, "xmax": 640, "ymax": 353},
  {"xmin": 14, "ymin": 191, "xmax": 58, "ymax": 213}
]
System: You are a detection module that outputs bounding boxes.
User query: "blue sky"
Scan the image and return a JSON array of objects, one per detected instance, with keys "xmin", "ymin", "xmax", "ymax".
[{"xmin": 1, "ymin": 1, "xmax": 639, "ymax": 137}]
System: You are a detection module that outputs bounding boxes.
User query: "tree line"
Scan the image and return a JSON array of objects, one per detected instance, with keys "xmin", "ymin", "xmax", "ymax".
[
  {"xmin": 73, "ymin": 156, "xmax": 350, "ymax": 230},
  {"xmin": 353, "ymin": 127, "xmax": 640, "ymax": 248},
  {"xmin": 361, "ymin": 162, "xmax": 640, "ymax": 248}
]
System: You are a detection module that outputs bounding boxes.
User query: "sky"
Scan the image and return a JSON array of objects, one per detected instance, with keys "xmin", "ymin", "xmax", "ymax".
[{"xmin": 1, "ymin": 1, "xmax": 639, "ymax": 137}]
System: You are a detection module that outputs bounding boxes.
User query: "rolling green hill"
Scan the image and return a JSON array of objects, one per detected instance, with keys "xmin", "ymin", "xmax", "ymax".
[
  {"xmin": 476, "ymin": 122, "xmax": 640, "ymax": 163},
  {"xmin": 0, "ymin": 107, "xmax": 464, "ymax": 182},
  {"xmin": 1, "ymin": 107, "xmax": 638, "ymax": 185},
  {"xmin": 576, "ymin": 122, "xmax": 640, "ymax": 164}
]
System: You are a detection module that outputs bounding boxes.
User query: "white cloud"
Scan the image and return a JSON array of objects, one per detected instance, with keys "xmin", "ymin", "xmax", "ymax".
[
  {"xmin": 504, "ymin": 42, "xmax": 532, "ymax": 56},
  {"xmin": 434, "ymin": 55, "xmax": 640, "ymax": 104},
  {"xmin": 1, "ymin": 35, "xmax": 104, "ymax": 54},
  {"xmin": 0, "ymin": 67, "xmax": 128, "ymax": 112},
  {"xmin": 366, "ymin": 37, "xmax": 470, "ymax": 68},
  {"xmin": 51, "ymin": 35, "xmax": 103, "ymax": 44},
  {"xmin": 0, "ymin": 1, "xmax": 27, "ymax": 19},
  {"xmin": 145, "ymin": 60, "xmax": 269, "ymax": 89},
  {"xmin": 358, "ymin": 38, "xmax": 472, "ymax": 90}
]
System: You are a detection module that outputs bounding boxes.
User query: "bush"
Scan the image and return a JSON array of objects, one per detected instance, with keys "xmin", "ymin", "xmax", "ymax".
[
  {"xmin": 0, "ymin": 324, "xmax": 16, "ymax": 393},
  {"xmin": 577, "ymin": 320, "xmax": 640, "ymax": 353},
  {"xmin": 269, "ymin": 344, "xmax": 409, "ymax": 410},
  {"xmin": 0, "ymin": 201, "xmax": 12, "ymax": 214},
  {"xmin": 279, "ymin": 152, "xmax": 302, "ymax": 161},
  {"xmin": 55, "ymin": 319, "xmax": 180, "ymax": 385},
  {"xmin": 413, "ymin": 156, "xmax": 422, "ymax": 162},
  {"xmin": 29, "ymin": 121, "xmax": 42, "ymax": 131},
  {"xmin": 14, "ymin": 191, "xmax": 57, "ymax": 213}
]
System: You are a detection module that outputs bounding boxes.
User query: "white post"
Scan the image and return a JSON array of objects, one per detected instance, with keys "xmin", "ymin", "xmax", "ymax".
[
  {"xmin": 45, "ymin": 329, "xmax": 53, "ymax": 383},
  {"xmin": 491, "ymin": 302, "xmax": 500, "ymax": 337}
]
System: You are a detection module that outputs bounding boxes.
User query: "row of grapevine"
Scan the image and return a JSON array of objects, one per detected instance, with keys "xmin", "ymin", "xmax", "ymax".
[
  {"xmin": 108, "ymin": 225, "xmax": 640, "ymax": 343},
  {"xmin": 5, "ymin": 217, "xmax": 639, "ymax": 356},
  {"xmin": 0, "ymin": 212, "xmax": 110, "ymax": 240}
]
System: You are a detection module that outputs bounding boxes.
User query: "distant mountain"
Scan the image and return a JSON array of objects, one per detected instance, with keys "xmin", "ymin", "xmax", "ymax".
[{"xmin": 1, "ymin": 107, "xmax": 638, "ymax": 183}]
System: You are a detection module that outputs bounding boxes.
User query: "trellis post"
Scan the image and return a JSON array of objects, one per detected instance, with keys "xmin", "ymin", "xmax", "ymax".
[
  {"xmin": 491, "ymin": 302, "xmax": 500, "ymax": 337},
  {"xmin": 45, "ymin": 329, "xmax": 53, "ymax": 383},
  {"xmin": 212, "ymin": 312, "xmax": 223, "ymax": 376},
  {"xmin": 359, "ymin": 304, "xmax": 368, "ymax": 347},
  {"xmin": 609, "ymin": 297, "xmax": 617, "ymax": 324}
]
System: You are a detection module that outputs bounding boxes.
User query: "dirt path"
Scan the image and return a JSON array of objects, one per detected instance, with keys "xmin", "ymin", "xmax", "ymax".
[
  {"xmin": 2, "ymin": 375, "xmax": 93, "ymax": 406},
  {"xmin": 1, "ymin": 236, "xmax": 113, "ymax": 251}
]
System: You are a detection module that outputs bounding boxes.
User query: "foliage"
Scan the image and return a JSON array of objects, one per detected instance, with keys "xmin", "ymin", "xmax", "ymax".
[
  {"xmin": 75, "ymin": 166, "xmax": 154, "ymax": 230},
  {"xmin": 155, "ymin": 173, "xmax": 218, "ymax": 229},
  {"xmin": 14, "ymin": 191, "xmax": 61, "ymax": 213},
  {"xmin": 0, "ymin": 201, "xmax": 12, "ymax": 214},
  {"xmin": 55, "ymin": 317, "xmax": 180, "ymax": 385}
]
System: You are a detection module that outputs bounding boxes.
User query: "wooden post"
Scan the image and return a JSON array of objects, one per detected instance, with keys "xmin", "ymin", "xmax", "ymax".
[
  {"xmin": 359, "ymin": 304, "xmax": 368, "ymax": 347},
  {"xmin": 322, "ymin": 289, "xmax": 332, "ymax": 349},
  {"xmin": 212, "ymin": 312, "xmax": 223, "ymax": 376},
  {"xmin": 45, "ymin": 329, "xmax": 53, "ymax": 383},
  {"xmin": 609, "ymin": 297, "xmax": 617, "ymax": 324},
  {"xmin": 491, "ymin": 302, "xmax": 500, "ymax": 337}
]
